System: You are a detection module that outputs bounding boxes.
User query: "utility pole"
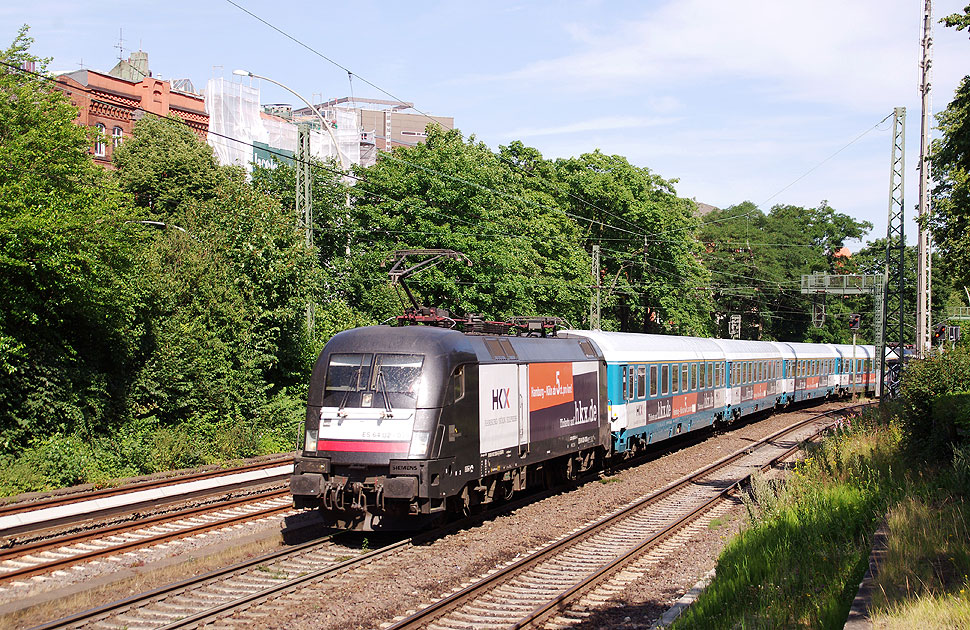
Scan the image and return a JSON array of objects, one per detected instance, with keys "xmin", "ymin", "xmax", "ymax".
[
  {"xmin": 916, "ymin": 0, "xmax": 934, "ymax": 358},
  {"xmin": 591, "ymin": 245, "xmax": 601, "ymax": 330},
  {"xmin": 297, "ymin": 123, "xmax": 314, "ymax": 334},
  {"xmin": 882, "ymin": 107, "xmax": 907, "ymax": 397}
]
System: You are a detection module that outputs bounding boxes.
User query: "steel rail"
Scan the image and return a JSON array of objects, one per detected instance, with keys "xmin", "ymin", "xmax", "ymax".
[
  {"xmin": 30, "ymin": 401, "xmax": 874, "ymax": 630},
  {"xmin": 515, "ymin": 404, "xmax": 874, "ymax": 629},
  {"xmin": 27, "ymin": 530, "xmax": 348, "ymax": 630},
  {"xmin": 386, "ymin": 403, "xmax": 873, "ymax": 629},
  {"xmin": 0, "ymin": 457, "xmax": 294, "ymax": 538},
  {"xmin": 0, "ymin": 489, "xmax": 291, "ymax": 583}
]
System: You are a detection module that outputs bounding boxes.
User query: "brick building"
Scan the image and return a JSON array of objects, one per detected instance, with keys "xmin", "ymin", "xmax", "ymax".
[{"xmin": 56, "ymin": 52, "xmax": 208, "ymax": 167}]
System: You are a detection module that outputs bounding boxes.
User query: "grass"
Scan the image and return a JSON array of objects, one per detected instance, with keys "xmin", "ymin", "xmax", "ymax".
[
  {"xmin": 672, "ymin": 409, "xmax": 906, "ymax": 629},
  {"xmin": 871, "ymin": 592, "xmax": 970, "ymax": 629},
  {"xmin": 672, "ymin": 405, "xmax": 970, "ymax": 630}
]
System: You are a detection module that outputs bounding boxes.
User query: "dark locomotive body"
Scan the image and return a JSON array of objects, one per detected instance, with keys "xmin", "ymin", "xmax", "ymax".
[{"xmin": 290, "ymin": 325, "xmax": 608, "ymax": 530}]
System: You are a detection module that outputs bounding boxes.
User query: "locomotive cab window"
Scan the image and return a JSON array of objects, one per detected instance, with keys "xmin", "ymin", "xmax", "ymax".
[
  {"xmin": 578, "ymin": 340, "xmax": 597, "ymax": 359},
  {"xmin": 325, "ymin": 353, "xmax": 373, "ymax": 395},
  {"xmin": 372, "ymin": 354, "xmax": 424, "ymax": 396},
  {"xmin": 450, "ymin": 365, "xmax": 465, "ymax": 403}
]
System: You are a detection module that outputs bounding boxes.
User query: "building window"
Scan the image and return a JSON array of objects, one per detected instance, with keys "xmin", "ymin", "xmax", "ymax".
[
  {"xmin": 94, "ymin": 123, "xmax": 106, "ymax": 157},
  {"xmin": 113, "ymin": 126, "xmax": 123, "ymax": 148}
]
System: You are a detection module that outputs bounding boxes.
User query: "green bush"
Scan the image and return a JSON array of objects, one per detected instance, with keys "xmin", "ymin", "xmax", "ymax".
[{"xmin": 899, "ymin": 348, "xmax": 970, "ymax": 460}]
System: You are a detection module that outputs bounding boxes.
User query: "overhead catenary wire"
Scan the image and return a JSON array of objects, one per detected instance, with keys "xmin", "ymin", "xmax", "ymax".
[
  {"xmin": 5, "ymin": 61, "xmax": 865, "ymax": 328},
  {"xmin": 229, "ymin": 0, "xmax": 880, "ymax": 263}
]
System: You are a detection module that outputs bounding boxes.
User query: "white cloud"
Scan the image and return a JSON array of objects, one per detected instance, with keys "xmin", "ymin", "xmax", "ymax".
[
  {"xmin": 503, "ymin": 115, "xmax": 678, "ymax": 139},
  {"xmin": 477, "ymin": 0, "xmax": 968, "ymax": 111}
]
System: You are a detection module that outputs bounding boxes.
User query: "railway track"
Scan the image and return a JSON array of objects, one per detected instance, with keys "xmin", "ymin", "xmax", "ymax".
[
  {"xmin": 0, "ymin": 457, "xmax": 298, "ymax": 589},
  {"xmin": 0, "ymin": 491, "xmax": 294, "ymax": 584},
  {"xmin": 385, "ymin": 403, "xmax": 872, "ymax": 630},
  {"xmin": 28, "ymin": 403, "xmax": 871, "ymax": 630},
  {"xmin": 0, "ymin": 456, "xmax": 294, "ymax": 539}
]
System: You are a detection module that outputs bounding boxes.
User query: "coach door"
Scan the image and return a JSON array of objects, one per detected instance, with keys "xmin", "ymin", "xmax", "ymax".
[{"xmin": 518, "ymin": 364, "xmax": 530, "ymax": 455}]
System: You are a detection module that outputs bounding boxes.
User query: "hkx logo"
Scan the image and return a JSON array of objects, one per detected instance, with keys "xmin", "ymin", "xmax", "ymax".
[{"xmin": 492, "ymin": 388, "xmax": 511, "ymax": 410}]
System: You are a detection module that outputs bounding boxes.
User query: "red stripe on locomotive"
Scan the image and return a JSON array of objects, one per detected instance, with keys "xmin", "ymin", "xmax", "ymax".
[{"xmin": 317, "ymin": 440, "xmax": 410, "ymax": 453}]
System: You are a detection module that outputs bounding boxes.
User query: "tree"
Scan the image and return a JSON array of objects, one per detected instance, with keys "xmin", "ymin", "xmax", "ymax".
[
  {"xmin": 347, "ymin": 127, "xmax": 590, "ymax": 325},
  {"xmin": 113, "ymin": 114, "xmax": 230, "ymax": 218},
  {"xmin": 541, "ymin": 148, "xmax": 712, "ymax": 335},
  {"xmin": 0, "ymin": 26, "xmax": 140, "ymax": 449},
  {"xmin": 942, "ymin": 5, "xmax": 970, "ymax": 33},
  {"xmin": 932, "ymin": 7, "xmax": 970, "ymax": 294},
  {"xmin": 698, "ymin": 201, "xmax": 871, "ymax": 342},
  {"xmin": 931, "ymin": 77, "xmax": 970, "ymax": 288}
]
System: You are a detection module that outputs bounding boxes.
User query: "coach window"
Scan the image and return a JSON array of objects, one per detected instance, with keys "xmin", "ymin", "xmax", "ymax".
[
  {"xmin": 628, "ymin": 366, "xmax": 635, "ymax": 399},
  {"xmin": 637, "ymin": 366, "xmax": 646, "ymax": 399},
  {"xmin": 681, "ymin": 364, "xmax": 689, "ymax": 392},
  {"xmin": 671, "ymin": 364, "xmax": 679, "ymax": 394},
  {"xmin": 661, "ymin": 364, "xmax": 670, "ymax": 395},
  {"xmin": 650, "ymin": 365, "xmax": 658, "ymax": 397},
  {"xmin": 622, "ymin": 367, "xmax": 628, "ymax": 401},
  {"xmin": 690, "ymin": 363, "xmax": 697, "ymax": 391}
]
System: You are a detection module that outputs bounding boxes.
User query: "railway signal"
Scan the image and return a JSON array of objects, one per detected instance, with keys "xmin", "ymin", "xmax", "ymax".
[{"xmin": 848, "ymin": 314, "xmax": 861, "ymax": 330}]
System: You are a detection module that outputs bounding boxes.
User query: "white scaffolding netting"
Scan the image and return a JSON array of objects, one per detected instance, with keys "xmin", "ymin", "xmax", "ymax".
[{"xmin": 205, "ymin": 77, "xmax": 360, "ymax": 175}]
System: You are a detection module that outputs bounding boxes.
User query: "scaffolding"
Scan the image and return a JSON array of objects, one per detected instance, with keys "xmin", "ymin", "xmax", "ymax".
[{"xmin": 205, "ymin": 77, "xmax": 360, "ymax": 174}]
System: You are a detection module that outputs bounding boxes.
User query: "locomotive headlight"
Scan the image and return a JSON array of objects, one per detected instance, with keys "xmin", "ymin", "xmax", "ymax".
[
  {"xmin": 408, "ymin": 431, "xmax": 430, "ymax": 458},
  {"xmin": 304, "ymin": 427, "xmax": 318, "ymax": 454}
]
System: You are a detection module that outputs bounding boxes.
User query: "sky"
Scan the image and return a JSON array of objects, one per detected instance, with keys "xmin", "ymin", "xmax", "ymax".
[{"xmin": 4, "ymin": 1, "xmax": 970, "ymax": 250}]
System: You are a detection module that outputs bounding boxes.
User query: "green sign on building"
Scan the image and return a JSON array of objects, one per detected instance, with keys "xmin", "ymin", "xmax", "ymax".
[{"xmin": 253, "ymin": 141, "xmax": 294, "ymax": 169}]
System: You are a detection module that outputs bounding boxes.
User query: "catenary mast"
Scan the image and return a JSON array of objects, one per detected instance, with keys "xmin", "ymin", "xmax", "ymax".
[{"xmin": 917, "ymin": 0, "xmax": 933, "ymax": 358}]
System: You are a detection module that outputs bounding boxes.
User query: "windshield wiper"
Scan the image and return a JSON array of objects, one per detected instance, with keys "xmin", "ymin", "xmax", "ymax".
[
  {"xmin": 338, "ymin": 366, "xmax": 362, "ymax": 416},
  {"xmin": 376, "ymin": 370, "xmax": 394, "ymax": 418}
]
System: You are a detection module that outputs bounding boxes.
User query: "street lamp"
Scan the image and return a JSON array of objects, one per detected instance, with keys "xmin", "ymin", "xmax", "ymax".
[
  {"xmin": 232, "ymin": 69, "xmax": 348, "ymax": 170},
  {"xmin": 234, "ymin": 69, "xmax": 355, "ymax": 336}
]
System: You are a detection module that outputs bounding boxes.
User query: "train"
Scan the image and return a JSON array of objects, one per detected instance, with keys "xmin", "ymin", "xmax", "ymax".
[{"xmin": 289, "ymin": 325, "xmax": 877, "ymax": 530}]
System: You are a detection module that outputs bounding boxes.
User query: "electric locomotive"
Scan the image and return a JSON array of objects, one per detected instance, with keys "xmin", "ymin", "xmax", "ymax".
[
  {"xmin": 290, "ymin": 324, "xmax": 878, "ymax": 531},
  {"xmin": 290, "ymin": 325, "xmax": 608, "ymax": 530}
]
